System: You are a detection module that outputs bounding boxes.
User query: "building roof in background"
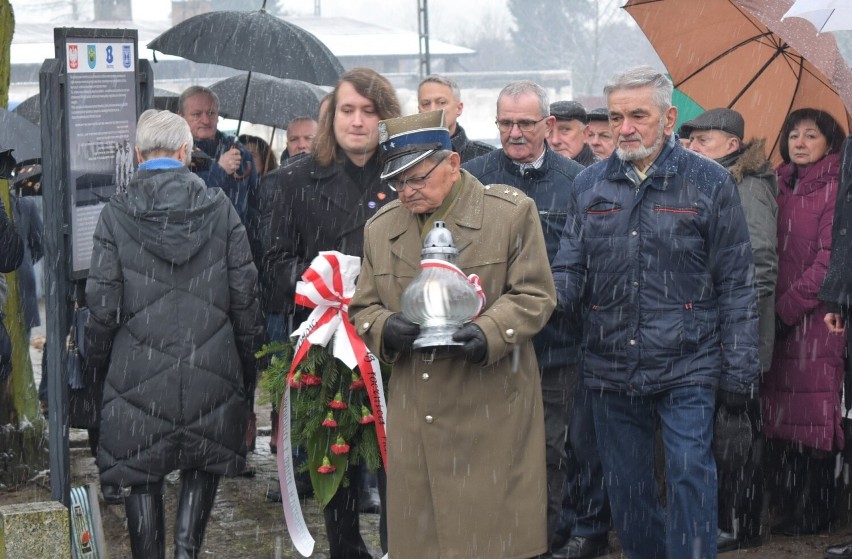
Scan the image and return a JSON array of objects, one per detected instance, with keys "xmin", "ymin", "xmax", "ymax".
[{"xmin": 11, "ymin": 15, "xmax": 474, "ymax": 66}]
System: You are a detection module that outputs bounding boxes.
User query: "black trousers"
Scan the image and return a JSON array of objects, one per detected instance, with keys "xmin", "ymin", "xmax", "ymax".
[{"xmin": 323, "ymin": 464, "xmax": 387, "ymax": 559}]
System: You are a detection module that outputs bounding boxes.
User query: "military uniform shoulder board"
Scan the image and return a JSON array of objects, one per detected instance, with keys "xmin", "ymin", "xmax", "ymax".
[
  {"xmin": 481, "ymin": 183, "xmax": 526, "ymax": 205},
  {"xmin": 371, "ymin": 198, "xmax": 402, "ymax": 221}
]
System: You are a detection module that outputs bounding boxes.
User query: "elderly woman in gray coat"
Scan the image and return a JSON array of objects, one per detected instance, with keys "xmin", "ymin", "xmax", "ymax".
[{"xmin": 85, "ymin": 109, "xmax": 263, "ymax": 559}]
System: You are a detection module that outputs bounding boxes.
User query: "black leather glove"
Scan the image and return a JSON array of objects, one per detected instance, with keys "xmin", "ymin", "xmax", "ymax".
[
  {"xmin": 775, "ymin": 314, "xmax": 794, "ymax": 340},
  {"xmin": 717, "ymin": 389, "xmax": 754, "ymax": 414},
  {"xmin": 452, "ymin": 324, "xmax": 488, "ymax": 364},
  {"xmin": 382, "ymin": 313, "xmax": 420, "ymax": 353}
]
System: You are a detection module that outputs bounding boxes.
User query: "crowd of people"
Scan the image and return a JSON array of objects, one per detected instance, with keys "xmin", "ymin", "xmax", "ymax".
[{"xmin": 4, "ymin": 61, "xmax": 852, "ymax": 559}]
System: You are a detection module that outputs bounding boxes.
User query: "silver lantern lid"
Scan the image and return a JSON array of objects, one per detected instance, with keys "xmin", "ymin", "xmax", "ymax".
[{"xmin": 421, "ymin": 221, "xmax": 457, "ymax": 260}]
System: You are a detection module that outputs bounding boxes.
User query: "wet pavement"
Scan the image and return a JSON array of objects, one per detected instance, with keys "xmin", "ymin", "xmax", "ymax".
[{"xmin": 6, "ymin": 324, "xmax": 852, "ymax": 558}]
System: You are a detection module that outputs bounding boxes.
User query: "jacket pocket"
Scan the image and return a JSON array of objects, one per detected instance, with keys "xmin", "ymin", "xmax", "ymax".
[{"xmin": 681, "ymin": 303, "xmax": 719, "ymax": 351}]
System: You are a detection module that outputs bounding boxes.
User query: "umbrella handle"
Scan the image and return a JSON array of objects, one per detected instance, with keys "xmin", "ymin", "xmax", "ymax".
[{"xmin": 231, "ymin": 142, "xmax": 254, "ymax": 180}]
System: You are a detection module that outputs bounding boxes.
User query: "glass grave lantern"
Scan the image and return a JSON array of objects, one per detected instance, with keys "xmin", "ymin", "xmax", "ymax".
[{"xmin": 401, "ymin": 221, "xmax": 481, "ymax": 350}]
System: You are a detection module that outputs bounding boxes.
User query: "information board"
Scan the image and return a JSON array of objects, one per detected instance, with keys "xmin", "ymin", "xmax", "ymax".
[{"xmin": 59, "ymin": 31, "xmax": 138, "ymax": 276}]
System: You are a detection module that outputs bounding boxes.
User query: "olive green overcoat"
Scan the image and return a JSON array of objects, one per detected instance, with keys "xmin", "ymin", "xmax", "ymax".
[{"xmin": 349, "ymin": 170, "xmax": 555, "ymax": 559}]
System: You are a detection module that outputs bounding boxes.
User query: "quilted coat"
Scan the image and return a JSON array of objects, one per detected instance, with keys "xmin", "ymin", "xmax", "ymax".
[
  {"xmin": 86, "ymin": 166, "xmax": 264, "ymax": 487},
  {"xmin": 762, "ymin": 153, "xmax": 846, "ymax": 452}
]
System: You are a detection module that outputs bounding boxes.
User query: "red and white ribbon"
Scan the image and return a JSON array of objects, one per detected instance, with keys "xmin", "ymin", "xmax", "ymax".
[
  {"xmin": 420, "ymin": 258, "xmax": 486, "ymax": 318},
  {"xmin": 278, "ymin": 251, "xmax": 388, "ymax": 556}
]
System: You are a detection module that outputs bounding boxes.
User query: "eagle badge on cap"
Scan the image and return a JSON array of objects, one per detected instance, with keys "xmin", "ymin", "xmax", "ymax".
[{"xmin": 378, "ymin": 121, "xmax": 389, "ymax": 144}]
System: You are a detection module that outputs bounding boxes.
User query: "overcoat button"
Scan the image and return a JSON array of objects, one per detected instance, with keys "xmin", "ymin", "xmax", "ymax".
[{"xmin": 425, "ymin": 415, "xmax": 434, "ymax": 424}]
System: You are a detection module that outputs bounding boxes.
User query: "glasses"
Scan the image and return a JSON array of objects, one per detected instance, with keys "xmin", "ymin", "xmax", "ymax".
[
  {"xmin": 386, "ymin": 155, "xmax": 448, "ymax": 192},
  {"xmin": 187, "ymin": 110, "xmax": 218, "ymax": 121},
  {"xmin": 495, "ymin": 117, "xmax": 546, "ymax": 133}
]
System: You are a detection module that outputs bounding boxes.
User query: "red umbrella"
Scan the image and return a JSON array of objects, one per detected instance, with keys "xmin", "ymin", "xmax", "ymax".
[{"xmin": 624, "ymin": 0, "xmax": 852, "ymax": 166}]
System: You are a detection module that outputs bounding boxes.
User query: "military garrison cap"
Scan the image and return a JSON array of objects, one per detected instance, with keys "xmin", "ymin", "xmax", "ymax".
[{"xmin": 378, "ymin": 109, "xmax": 451, "ymax": 180}]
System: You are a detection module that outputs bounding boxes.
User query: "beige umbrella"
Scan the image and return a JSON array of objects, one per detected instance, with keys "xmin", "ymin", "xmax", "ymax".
[{"xmin": 624, "ymin": 0, "xmax": 852, "ymax": 166}]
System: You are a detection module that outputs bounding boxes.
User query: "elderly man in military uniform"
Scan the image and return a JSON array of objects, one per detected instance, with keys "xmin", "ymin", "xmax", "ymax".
[{"xmin": 349, "ymin": 110, "xmax": 556, "ymax": 559}]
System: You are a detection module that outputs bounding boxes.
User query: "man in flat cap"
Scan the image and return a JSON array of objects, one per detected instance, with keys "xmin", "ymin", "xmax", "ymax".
[
  {"xmin": 549, "ymin": 100, "xmax": 597, "ymax": 167},
  {"xmin": 585, "ymin": 107, "xmax": 616, "ymax": 160},
  {"xmin": 681, "ymin": 107, "xmax": 778, "ymax": 553},
  {"xmin": 349, "ymin": 109, "xmax": 555, "ymax": 559},
  {"xmin": 463, "ymin": 81, "xmax": 586, "ymax": 555}
]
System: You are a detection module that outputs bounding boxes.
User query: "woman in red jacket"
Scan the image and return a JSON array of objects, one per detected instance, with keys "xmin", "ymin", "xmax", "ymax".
[{"xmin": 763, "ymin": 108, "xmax": 846, "ymax": 537}]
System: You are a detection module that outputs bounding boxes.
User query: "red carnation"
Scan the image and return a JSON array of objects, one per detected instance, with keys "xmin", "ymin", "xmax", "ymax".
[
  {"xmin": 321, "ymin": 411, "xmax": 338, "ymax": 428},
  {"xmin": 329, "ymin": 391, "xmax": 348, "ymax": 410},
  {"xmin": 330, "ymin": 435, "xmax": 350, "ymax": 455},
  {"xmin": 288, "ymin": 371, "xmax": 304, "ymax": 389},
  {"xmin": 302, "ymin": 372, "xmax": 322, "ymax": 386},
  {"xmin": 349, "ymin": 373, "xmax": 365, "ymax": 391},
  {"xmin": 359, "ymin": 405, "xmax": 375, "ymax": 425},
  {"xmin": 317, "ymin": 456, "xmax": 336, "ymax": 474}
]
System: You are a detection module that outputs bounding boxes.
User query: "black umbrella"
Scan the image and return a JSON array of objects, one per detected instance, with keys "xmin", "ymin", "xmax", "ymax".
[
  {"xmin": 147, "ymin": 6, "xmax": 343, "ymax": 86},
  {"xmin": 209, "ymin": 73, "xmax": 326, "ymax": 129},
  {"xmin": 0, "ymin": 109, "xmax": 41, "ymax": 162},
  {"xmin": 12, "ymin": 95, "xmax": 41, "ymax": 126},
  {"xmin": 147, "ymin": 2, "xmax": 343, "ymax": 134},
  {"xmin": 153, "ymin": 87, "xmax": 181, "ymax": 113}
]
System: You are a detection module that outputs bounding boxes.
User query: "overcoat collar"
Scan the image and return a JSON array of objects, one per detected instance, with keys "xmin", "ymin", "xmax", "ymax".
[{"xmin": 385, "ymin": 170, "xmax": 484, "ymax": 271}]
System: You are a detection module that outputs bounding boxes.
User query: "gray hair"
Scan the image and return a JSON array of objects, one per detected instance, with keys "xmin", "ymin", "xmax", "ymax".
[
  {"xmin": 178, "ymin": 85, "xmax": 220, "ymax": 114},
  {"xmin": 287, "ymin": 115, "xmax": 318, "ymax": 128},
  {"xmin": 497, "ymin": 81, "xmax": 550, "ymax": 118},
  {"xmin": 427, "ymin": 149, "xmax": 453, "ymax": 163},
  {"xmin": 603, "ymin": 66, "xmax": 673, "ymax": 113},
  {"xmin": 419, "ymin": 74, "xmax": 462, "ymax": 102},
  {"xmin": 136, "ymin": 109, "xmax": 193, "ymax": 163}
]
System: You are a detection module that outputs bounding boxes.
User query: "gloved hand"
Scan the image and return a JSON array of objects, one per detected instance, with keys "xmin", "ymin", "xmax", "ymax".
[
  {"xmin": 717, "ymin": 389, "xmax": 755, "ymax": 414},
  {"xmin": 382, "ymin": 313, "xmax": 420, "ymax": 353},
  {"xmin": 775, "ymin": 314, "xmax": 794, "ymax": 340},
  {"xmin": 452, "ymin": 324, "xmax": 488, "ymax": 364}
]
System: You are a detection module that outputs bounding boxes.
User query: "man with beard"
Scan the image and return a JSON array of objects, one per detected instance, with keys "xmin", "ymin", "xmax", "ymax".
[
  {"xmin": 680, "ymin": 108, "xmax": 777, "ymax": 553},
  {"xmin": 462, "ymin": 81, "xmax": 586, "ymax": 556},
  {"xmin": 551, "ymin": 67, "xmax": 760, "ymax": 559}
]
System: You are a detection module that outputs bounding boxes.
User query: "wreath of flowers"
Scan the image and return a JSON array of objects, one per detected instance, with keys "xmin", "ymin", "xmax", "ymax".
[{"xmin": 258, "ymin": 340, "xmax": 388, "ymax": 506}]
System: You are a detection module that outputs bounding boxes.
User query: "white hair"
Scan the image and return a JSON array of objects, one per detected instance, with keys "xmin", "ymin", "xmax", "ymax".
[{"xmin": 136, "ymin": 109, "xmax": 193, "ymax": 163}]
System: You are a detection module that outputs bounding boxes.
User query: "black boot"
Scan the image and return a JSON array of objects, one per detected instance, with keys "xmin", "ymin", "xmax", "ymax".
[
  {"xmin": 359, "ymin": 471, "xmax": 381, "ymax": 514},
  {"xmin": 124, "ymin": 492, "xmax": 166, "ymax": 559},
  {"xmin": 772, "ymin": 451, "xmax": 835, "ymax": 536},
  {"xmin": 174, "ymin": 470, "xmax": 220, "ymax": 559}
]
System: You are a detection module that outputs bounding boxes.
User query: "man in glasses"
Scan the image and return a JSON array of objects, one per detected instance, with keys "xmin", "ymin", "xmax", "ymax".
[
  {"xmin": 178, "ymin": 85, "xmax": 256, "ymax": 224},
  {"xmin": 349, "ymin": 109, "xmax": 555, "ymax": 559},
  {"xmin": 463, "ymin": 81, "xmax": 595, "ymax": 557}
]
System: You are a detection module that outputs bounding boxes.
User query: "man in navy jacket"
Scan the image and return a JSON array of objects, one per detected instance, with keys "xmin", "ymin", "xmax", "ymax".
[{"xmin": 551, "ymin": 67, "xmax": 760, "ymax": 559}]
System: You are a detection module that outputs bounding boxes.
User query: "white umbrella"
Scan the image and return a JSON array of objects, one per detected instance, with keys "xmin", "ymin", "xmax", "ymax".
[{"xmin": 783, "ymin": 0, "xmax": 852, "ymax": 32}]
